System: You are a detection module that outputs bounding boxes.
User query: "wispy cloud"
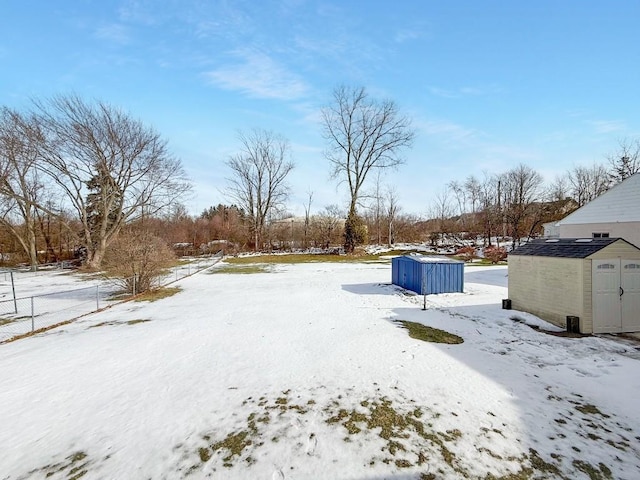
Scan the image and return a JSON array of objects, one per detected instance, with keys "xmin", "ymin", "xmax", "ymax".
[
  {"xmin": 293, "ymin": 35, "xmax": 348, "ymax": 60},
  {"xmin": 417, "ymin": 119, "xmax": 478, "ymax": 144},
  {"xmin": 94, "ymin": 23, "xmax": 131, "ymax": 45},
  {"xmin": 428, "ymin": 85, "xmax": 501, "ymax": 98},
  {"xmin": 117, "ymin": 1, "xmax": 163, "ymax": 26},
  {"xmin": 204, "ymin": 49, "xmax": 308, "ymax": 100},
  {"xmin": 191, "ymin": 6, "xmax": 253, "ymax": 41},
  {"xmin": 588, "ymin": 119, "xmax": 625, "ymax": 134},
  {"xmin": 427, "ymin": 87, "xmax": 459, "ymax": 99},
  {"xmin": 462, "ymin": 143, "xmax": 541, "ymax": 174},
  {"xmin": 394, "ymin": 28, "xmax": 422, "ymax": 43},
  {"xmin": 482, "ymin": 144, "xmax": 539, "ymax": 162}
]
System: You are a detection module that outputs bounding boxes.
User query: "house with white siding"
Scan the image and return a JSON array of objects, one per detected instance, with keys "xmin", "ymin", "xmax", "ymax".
[{"xmin": 554, "ymin": 173, "xmax": 640, "ymax": 247}]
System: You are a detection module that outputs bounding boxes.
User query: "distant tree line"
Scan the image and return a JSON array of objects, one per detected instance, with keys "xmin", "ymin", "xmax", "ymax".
[
  {"xmin": 426, "ymin": 139, "xmax": 639, "ymax": 248},
  {"xmin": 1, "ymin": 90, "xmax": 638, "ymax": 270}
]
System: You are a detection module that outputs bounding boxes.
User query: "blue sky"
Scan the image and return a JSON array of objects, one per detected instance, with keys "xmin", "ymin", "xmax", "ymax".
[{"xmin": 2, "ymin": 0, "xmax": 639, "ymax": 217}]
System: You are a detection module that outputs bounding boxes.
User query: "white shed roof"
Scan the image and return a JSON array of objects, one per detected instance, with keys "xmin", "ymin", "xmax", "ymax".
[{"xmin": 558, "ymin": 173, "xmax": 640, "ymax": 225}]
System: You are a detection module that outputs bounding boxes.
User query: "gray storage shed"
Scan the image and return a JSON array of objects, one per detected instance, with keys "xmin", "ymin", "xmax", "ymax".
[
  {"xmin": 392, "ymin": 255, "xmax": 464, "ymax": 295},
  {"xmin": 508, "ymin": 238, "xmax": 640, "ymax": 334}
]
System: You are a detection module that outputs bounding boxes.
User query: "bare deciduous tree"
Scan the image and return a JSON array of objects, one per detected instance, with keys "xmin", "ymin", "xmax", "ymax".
[
  {"xmin": 567, "ymin": 163, "xmax": 610, "ymax": 207},
  {"xmin": 225, "ymin": 128, "xmax": 294, "ymax": 251},
  {"xmin": 502, "ymin": 164, "xmax": 543, "ymax": 245},
  {"xmin": 448, "ymin": 180, "xmax": 468, "ymax": 231},
  {"xmin": 547, "ymin": 174, "xmax": 570, "ymax": 202},
  {"xmin": 314, "ymin": 204, "xmax": 344, "ymax": 249},
  {"xmin": 477, "ymin": 173, "xmax": 499, "ymax": 246},
  {"xmin": 303, "ymin": 189, "xmax": 313, "ymax": 249},
  {"xmin": 33, "ymin": 94, "xmax": 191, "ymax": 269},
  {"xmin": 0, "ymin": 108, "xmax": 46, "ymax": 270},
  {"xmin": 463, "ymin": 175, "xmax": 481, "ymax": 216},
  {"xmin": 607, "ymin": 138, "xmax": 640, "ymax": 183},
  {"xmin": 321, "ymin": 85, "xmax": 415, "ymax": 252},
  {"xmin": 369, "ymin": 171, "xmax": 385, "ymax": 245},
  {"xmin": 429, "ymin": 188, "xmax": 453, "ymax": 245},
  {"xmin": 385, "ymin": 187, "xmax": 400, "ymax": 246}
]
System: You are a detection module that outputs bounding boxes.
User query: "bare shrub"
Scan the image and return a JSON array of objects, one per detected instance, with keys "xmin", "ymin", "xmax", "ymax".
[
  {"xmin": 103, "ymin": 229, "xmax": 176, "ymax": 294},
  {"xmin": 455, "ymin": 246, "xmax": 476, "ymax": 262},
  {"xmin": 484, "ymin": 246, "xmax": 507, "ymax": 264}
]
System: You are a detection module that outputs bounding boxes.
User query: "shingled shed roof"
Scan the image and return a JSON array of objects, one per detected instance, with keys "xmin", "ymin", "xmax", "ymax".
[{"xmin": 509, "ymin": 238, "xmax": 626, "ymax": 258}]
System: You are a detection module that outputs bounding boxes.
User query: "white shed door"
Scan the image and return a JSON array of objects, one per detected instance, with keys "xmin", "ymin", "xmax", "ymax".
[
  {"xmin": 592, "ymin": 259, "xmax": 640, "ymax": 333},
  {"xmin": 621, "ymin": 260, "xmax": 640, "ymax": 331},
  {"xmin": 592, "ymin": 260, "xmax": 622, "ymax": 333}
]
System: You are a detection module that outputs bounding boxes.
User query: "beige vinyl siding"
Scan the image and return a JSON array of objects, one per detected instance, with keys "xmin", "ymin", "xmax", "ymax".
[
  {"xmin": 588, "ymin": 240, "xmax": 640, "ymax": 260},
  {"xmin": 582, "ymin": 259, "xmax": 593, "ymax": 333},
  {"xmin": 508, "ymin": 240, "xmax": 640, "ymax": 334},
  {"xmin": 509, "ymin": 255, "xmax": 584, "ymax": 329}
]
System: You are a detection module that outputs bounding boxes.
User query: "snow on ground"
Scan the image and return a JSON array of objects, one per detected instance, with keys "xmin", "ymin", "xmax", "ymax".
[
  {"xmin": 0, "ymin": 269, "xmax": 120, "ymax": 340},
  {"xmin": 0, "ymin": 258, "xmax": 220, "ymax": 340},
  {"xmin": 1, "ymin": 262, "xmax": 639, "ymax": 480}
]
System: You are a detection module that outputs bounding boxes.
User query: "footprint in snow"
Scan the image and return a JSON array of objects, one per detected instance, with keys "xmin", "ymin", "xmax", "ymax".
[
  {"xmin": 402, "ymin": 350, "xmax": 415, "ymax": 361},
  {"xmin": 272, "ymin": 469, "xmax": 285, "ymax": 480},
  {"xmin": 306, "ymin": 433, "xmax": 317, "ymax": 456}
]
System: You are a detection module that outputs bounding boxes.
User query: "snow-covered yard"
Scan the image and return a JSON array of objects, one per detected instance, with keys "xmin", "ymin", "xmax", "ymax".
[
  {"xmin": 0, "ymin": 269, "xmax": 119, "ymax": 341},
  {"xmin": 0, "ymin": 257, "xmax": 220, "ymax": 341},
  {"xmin": 1, "ymin": 261, "xmax": 639, "ymax": 479}
]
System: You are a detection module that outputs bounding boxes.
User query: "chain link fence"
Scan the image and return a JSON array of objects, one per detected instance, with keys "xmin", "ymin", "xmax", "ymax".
[
  {"xmin": 0, "ymin": 284, "xmax": 116, "ymax": 341},
  {"xmin": 0, "ymin": 252, "xmax": 222, "ymax": 342}
]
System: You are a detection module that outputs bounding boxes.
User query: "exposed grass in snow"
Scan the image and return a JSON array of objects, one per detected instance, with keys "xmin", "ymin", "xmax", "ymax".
[
  {"xmin": 212, "ymin": 250, "xmax": 407, "ymax": 272},
  {"xmin": 395, "ymin": 320, "xmax": 464, "ymax": 344},
  {"xmin": 220, "ymin": 250, "xmax": 474, "ymax": 268},
  {"xmin": 209, "ymin": 264, "xmax": 273, "ymax": 274},
  {"xmin": 22, "ymin": 451, "xmax": 94, "ymax": 479},
  {"xmin": 89, "ymin": 319, "xmax": 151, "ymax": 328},
  {"xmin": 325, "ymin": 397, "xmax": 464, "ymax": 471},
  {"xmin": 173, "ymin": 388, "xmax": 626, "ymax": 479},
  {"xmin": 225, "ymin": 253, "xmax": 385, "ymax": 264},
  {"xmin": 575, "ymin": 403, "xmax": 609, "ymax": 417},
  {"xmin": 134, "ymin": 287, "xmax": 181, "ymax": 302},
  {"xmin": 572, "ymin": 460, "xmax": 613, "ymax": 479}
]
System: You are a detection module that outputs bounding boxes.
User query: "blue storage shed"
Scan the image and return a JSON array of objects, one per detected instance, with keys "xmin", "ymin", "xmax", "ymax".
[{"xmin": 392, "ymin": 255, "xmax": 464, "ymax": 295}]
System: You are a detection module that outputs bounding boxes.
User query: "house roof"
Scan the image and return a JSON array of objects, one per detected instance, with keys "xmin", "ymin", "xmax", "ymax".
[
  {"xmin": 509, "ymin": 238, "xmax": 633, "ymax": 258},
  {"xmin": 558, "ymin": 173, "xmax": 640, "ymax": 225}
]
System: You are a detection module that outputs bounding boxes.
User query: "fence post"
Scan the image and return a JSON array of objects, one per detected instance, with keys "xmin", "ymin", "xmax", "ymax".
[
  {"xmin": 11, "ymin": 271, "xmax": 17, "ymax": 314},
  {"xmin": 422, "ymin": 270, "xmax": 427, "ymax": 311},
  {"xmin": 96, "ymin": 285, "xmax": 100, "ymax": 310},
  {"xmin": 31, "ymin": 296, "xmax": 35, "ymax": 332},
  {"xmin": 133, "ymin": 275, "xmax": 136, "ymax": 296}
]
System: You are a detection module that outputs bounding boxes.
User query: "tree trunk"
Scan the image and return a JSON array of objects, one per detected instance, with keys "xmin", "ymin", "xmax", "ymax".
[
  {"xmin": 86, "ymin": 234, "xmax": 109, "ymax": 270},
  {"xmin": 27, "ymin": 226, "xmax": 38, "ymax": 272},
  {"xmin": 86, "ymin": 248, "xmax": 104, "ymax": 270}
]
